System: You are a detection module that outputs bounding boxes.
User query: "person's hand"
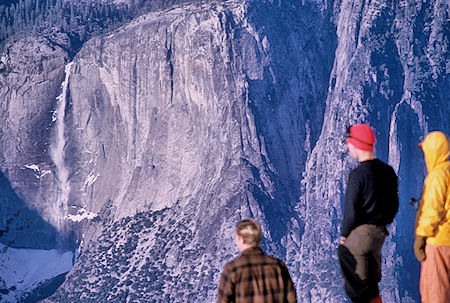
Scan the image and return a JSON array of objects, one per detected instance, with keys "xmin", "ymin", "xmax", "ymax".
[
  {"xmin": 414, "ymin": 236, "xmax": 426, "ymax": 262},
  {"xmin": 339, "ymin": 236, "xmax": 346, "ymax": 245}
]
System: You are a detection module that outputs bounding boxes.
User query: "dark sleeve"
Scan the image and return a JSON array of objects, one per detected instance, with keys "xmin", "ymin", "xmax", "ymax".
[
  {"xmin": 217, "ymin": 263, "xmax": 234, "ymax": 303},
  {"xmin": 342, "ymin": 171, "xmax": 360, "ymax": 237},
  {"xmin": 280, "ymin": 261, "xmax": 297, "ymax": 303}
]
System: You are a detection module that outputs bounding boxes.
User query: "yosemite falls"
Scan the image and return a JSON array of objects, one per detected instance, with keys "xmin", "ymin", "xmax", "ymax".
[
  {"xmin": 0, "ymin": 0, "xmax": 448, "ymax": 302},
  {"xmin": 50, "ymin": 62, "xmax": 73, "ymax": 233}
]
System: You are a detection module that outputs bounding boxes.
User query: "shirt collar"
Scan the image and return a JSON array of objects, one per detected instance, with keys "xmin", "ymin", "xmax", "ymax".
[{"xmin": 241, "ymin": 247, "xmax": 263, "ymax": 255}]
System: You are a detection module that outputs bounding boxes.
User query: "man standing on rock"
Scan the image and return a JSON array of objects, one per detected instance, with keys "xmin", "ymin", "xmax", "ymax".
[
  {"xmin": 338, "ymin": 124, "xmax": 399, "ymax": 303},
  {"xmin": 414, "ymin": 131, "xmax": 450, "ymax": 303},
  {"xmin": 217, "ymin": 219, "xmax": 297, "ymax": 303}
]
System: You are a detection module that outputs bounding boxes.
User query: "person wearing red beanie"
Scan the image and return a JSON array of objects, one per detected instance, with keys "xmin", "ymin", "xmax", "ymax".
[
  {"xmin": 346, "ymin": 124, "xmax": 376, "ymax": 151},
  {"xmin": 338, "ymin": 124, "xmax": 399, "ymax": 303}
]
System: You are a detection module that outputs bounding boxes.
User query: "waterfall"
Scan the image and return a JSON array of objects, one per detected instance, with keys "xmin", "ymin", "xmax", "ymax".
[{"xmin": 50, "ymin": 62, "xmax": 73, "ymax": 232}]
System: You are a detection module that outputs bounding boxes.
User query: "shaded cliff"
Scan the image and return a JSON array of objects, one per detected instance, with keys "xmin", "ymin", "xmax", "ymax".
[
  {"xmin": 0, "ymin": 34, "xmax": 70, "ymax": 248},
  {"xmin": 292, "ymin": 0, "xmax": 449, "ymax": 301}
]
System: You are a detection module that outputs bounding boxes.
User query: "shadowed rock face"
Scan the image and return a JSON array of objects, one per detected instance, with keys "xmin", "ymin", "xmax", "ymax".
[
  {"xmin": 294, "ymin": 1, "xmax": 449, "ymax": 301},
  {"xmin": 0, "ymin": 35, "xmax": 69, "ymax": 249},
  {"xmin": 0, "ymin": 0, "xmax": 448, "ymax": 302}
]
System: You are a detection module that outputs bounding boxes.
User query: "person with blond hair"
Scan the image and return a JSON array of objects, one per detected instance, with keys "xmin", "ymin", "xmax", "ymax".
[
  {"xmin": 217, "ymin": 219, "xmax": 297, "ymax": 303},
  {"xmin": 414, "ymin": 131, "xmax": 450, "ymax": 303}
]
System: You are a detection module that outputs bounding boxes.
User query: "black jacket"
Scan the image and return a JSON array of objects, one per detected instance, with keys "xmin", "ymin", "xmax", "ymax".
[{"xmin": 342, "ymin": 159, "xmax": 399, "ymax": 237}]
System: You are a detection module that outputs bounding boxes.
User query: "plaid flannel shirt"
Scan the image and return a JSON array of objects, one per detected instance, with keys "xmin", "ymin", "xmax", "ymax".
[{"xmin": 217, "ymin": 247, "xmax": 297, "ymax": 303}]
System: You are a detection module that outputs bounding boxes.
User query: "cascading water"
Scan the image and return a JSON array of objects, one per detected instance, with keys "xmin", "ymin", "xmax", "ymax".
[{"xmin": 50, "ymin": 62, "xmax": 73, "ymax": 233}]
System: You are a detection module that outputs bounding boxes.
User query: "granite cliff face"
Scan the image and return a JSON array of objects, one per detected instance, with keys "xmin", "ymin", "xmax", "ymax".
[
  {"xmin": 293, "ymin": 1, "xmax": 449, "ymax": 301},
  {"xmin": 0, "ymin": 0, "xmax": 448, "ymax": 302},
  {"xmin": 0, "ymin": 34, "xmax": 71, "ymax": 249}
]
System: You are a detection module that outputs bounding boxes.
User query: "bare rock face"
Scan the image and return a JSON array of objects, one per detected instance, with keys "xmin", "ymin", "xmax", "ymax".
[
  {"xmin": 0, "ymin": 35, "xmax": 70, "ymax": 249},
  {"xmin": 63, "ymin": 0, "xmax": 331, "ymax": 222},
  {"xmin": 293, "ymin": 0, "xmax": 449, "ymax": 301},
  {"xmin": 0, "ymin": 0, "xmax": 448, "ymax": 302},
  {"xmin": 40, "ymin": 1, "xmax": 333, "ymax": 301}
]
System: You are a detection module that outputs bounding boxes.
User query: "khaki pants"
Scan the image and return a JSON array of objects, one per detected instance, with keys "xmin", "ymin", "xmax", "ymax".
[
  {"xmin": 420, "ymin": 244, "xmax": 450, "ymax": 303},
  {"xmin": 338, "ymin": 224, "xmax": 387, "ymax": 303}
]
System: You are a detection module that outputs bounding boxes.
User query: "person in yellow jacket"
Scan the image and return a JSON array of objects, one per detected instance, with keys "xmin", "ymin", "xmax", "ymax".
[{"xmin": 414, "ymin": 131, "xmax": 450, "ymax": 303}]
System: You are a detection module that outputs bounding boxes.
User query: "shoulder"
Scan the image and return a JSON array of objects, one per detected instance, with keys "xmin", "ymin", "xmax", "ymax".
[
  {"xmin": 225, "ymin": 255, "xmax": 244, "ymax": 271},
  {"xmin": 426, "ymin": 163, "xmax": 450, "ymax": 185},
  {"xmin": 349, "ymin": 165, "xmax": 363, "ymax": 176},
  {"xmin": 348, "ymin": 165, "xmax": 366, "ymax": 181},
  {"xmin": 432, "ymin": 161, "xmax": 450, "ymax": 174},
  {"xmin": 265, "ymin": 255, "xmax": 292, "ymax": 277},
  {"xmin": 264, "ymin": 253, "xmax": 282, "ymax": 262},
  {"xmin": 368, "ymin": 159, "xmax": 397, "ymax": 177},
  {"xmin": 380, "ymin": 159, "xmax": 395, "ymax": 171},
  {"xmin": 261, "ymin": 253, "xmax": 289, "ymax": 269},
  {"xmin": 379, "ymin": 160, "xmax": 397, "ymax": 177},
  {"xmin": 225, "ymin": 251, "xmax": 263, "ymax": 270}
]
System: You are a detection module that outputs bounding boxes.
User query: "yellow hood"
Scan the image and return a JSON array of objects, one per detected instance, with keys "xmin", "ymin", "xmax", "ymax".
[
  {"xmin": 421, "ymin": 131, "xmax": 450, "ymax": 172},
  {"xmin": 415, "ymin": 131, "xmax": 450, "ymax": 246}
]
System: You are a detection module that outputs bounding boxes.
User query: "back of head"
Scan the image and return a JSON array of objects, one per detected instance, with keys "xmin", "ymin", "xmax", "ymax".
[
  {"xmin": 346, "ymin": 124, "xmax": 376, "ymax": 151},
  {"xmin": 236, "ymin": 219, "xmax": 262, "ymax": 247}
]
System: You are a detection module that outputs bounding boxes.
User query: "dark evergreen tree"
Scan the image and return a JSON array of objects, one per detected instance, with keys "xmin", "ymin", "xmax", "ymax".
[{"xmin": 0, "ymin": 0, "xmax": 206, "ymax": 55}]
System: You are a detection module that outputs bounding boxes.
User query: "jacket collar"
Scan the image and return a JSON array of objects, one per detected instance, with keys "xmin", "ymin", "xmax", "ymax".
[{"xmin": 241, "ymin": 247, "xmax": 263, "ymax": 255}]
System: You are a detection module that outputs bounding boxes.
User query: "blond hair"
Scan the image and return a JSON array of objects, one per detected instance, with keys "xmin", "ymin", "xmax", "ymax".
[{"xmin": 236, "ymin": 219, "xmax": 262, "ymax": 247}]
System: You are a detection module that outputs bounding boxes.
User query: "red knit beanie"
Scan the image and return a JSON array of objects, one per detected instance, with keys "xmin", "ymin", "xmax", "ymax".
[{"xmin": 346, "ymin": 124, "xmax": 376, "ymax": 151}]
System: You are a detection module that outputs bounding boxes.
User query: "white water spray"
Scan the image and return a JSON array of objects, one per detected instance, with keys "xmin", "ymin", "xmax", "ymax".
[{"xmin": 50, "ymin": 62, "xmax": 73, "ymax": 231}]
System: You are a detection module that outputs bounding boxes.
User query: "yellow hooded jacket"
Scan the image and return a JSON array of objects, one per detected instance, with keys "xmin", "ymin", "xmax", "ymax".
[{"xmin": 415, "ymin": 131, "xmax": 450, "ymax": 246}]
